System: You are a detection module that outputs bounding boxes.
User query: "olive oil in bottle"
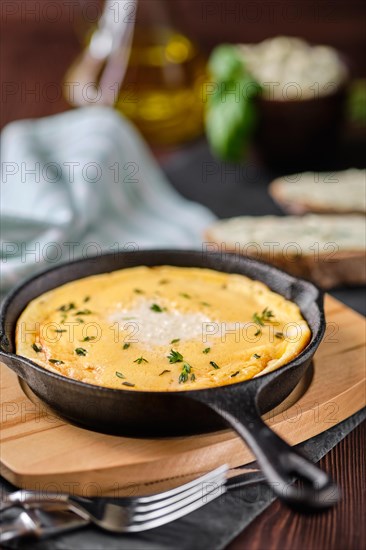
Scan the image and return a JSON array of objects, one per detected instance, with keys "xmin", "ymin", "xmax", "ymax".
[{"xmin": 116, "ymin": 24, "xmax": 206, "ymax": 146}]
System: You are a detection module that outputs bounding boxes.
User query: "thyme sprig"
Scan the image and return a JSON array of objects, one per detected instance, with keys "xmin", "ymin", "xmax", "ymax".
[
  {"xmin": 58, "ymin": 303, "xmax": 75, "ymax": 312},
  {"xmin": 179, "ymin": 363, "xmax": 193, "ymax": 384},
  {"xmin": 150, "ymin": 303, "xmax": 165, "ymax": 313},
  {"xmin": 74, "ymin": 309, "xmax": 92, "ymax": 316},
  {"xmin": 32, "ymin": 343, "xmax": 42, "ymax": 353},
  {"xmin": 167, "ymin": 349, "xmax": 183, "ymax": 363},
  {"xmin": 134, "ymin": 356, "xmax": 148, "ymax": 364},
  {"xmin": 252, "ymin": 307, "xmax": 276, "ymax": 336},
  {"xmin": 252, "ymin": 307, "xmax": 275, "ymax": 326}
]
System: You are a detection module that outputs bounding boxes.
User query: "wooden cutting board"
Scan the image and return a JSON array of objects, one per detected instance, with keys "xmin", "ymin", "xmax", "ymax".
[{"xmin": 0, "ymin": 295, "xmax": 365, "ymax": 496}]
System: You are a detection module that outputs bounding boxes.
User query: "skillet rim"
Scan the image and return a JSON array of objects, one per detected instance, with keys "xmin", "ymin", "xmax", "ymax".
[{"xmin": 0, "ymin": 249, "xmax": 325, "ymax": 397}]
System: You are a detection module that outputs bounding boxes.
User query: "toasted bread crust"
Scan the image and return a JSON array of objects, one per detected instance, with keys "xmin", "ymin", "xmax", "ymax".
[
  {"xmin": 204, "ymin": 228, "xmax": 366, "ymax": 289},
  {"xmin": 269, "ymin": 178, "xmax": 366, "ymax": 215}
]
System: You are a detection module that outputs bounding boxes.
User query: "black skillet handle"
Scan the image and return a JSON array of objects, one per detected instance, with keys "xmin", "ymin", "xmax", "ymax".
[{"xmin": 191, "ymin": 387, "xmax": 340, "ymax": 510}]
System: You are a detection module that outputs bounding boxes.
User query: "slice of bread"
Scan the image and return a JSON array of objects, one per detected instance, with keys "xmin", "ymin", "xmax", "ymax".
[
  {"xmin": 269, "ymin": 169, "xmax": 366, "ymax": 214},
  {"xmin": 204, "ymin": 214, "xmax": 366, "ymax": 288}
]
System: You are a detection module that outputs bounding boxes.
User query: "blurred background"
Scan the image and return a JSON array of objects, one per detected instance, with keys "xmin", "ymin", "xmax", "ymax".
[{"xmin": 2, "ymin": 0, "xmax": 365, "ymax": 148}]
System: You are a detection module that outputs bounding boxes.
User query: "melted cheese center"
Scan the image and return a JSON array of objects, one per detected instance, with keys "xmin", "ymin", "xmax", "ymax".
[{"xmin": 16, "ymin": 266, "xmax": 311, "ymax": 391}]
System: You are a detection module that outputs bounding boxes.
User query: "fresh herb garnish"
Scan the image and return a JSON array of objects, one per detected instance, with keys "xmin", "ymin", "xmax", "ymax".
[
  {"xmin": 180, "ymin": 293, "xmax": 191, "ymax": 299},
  {"xmin": 122, "ymin": 381, "xmax": 135, "ymax": 387},
  {"xmin": 170, "ymin": 338, "xmax": 180, "ymax": 344},
  {"xmin": 74, "ymin": 309, "xmax": 92, "ymax": 316},
  {"xmin": 190, "ymin": 373, "xmax": 196, "ymax": 382},
  {"xmin": 254, "ymin": 328, "xmax": 262, "ymax": 337},
  {"xmin": 123, "ymin": 343, "xmax": 130, "ymax": 350},
  {"xmin": 58, "ymin": 303, "xmax": 75, "ymax": 312},
  {"xmin": 159, "ymin": 369, "xmax": 171, "ymax": 376},
  {"xmin": 75, "ymin": 347, "xmax": 87, "ymax": 356},
  {"xmin": 82, "ymin": 336, "xmax": 96, "ymax": 342},
  {"xmin": 210, "ymin": 361, "xmax": 220, "ymax": 369},
  {"xmin": 275, "ymin": 332, "xmax": 284, "ymax": 339},
  {"xmin": 158, "ymin": 279, "xmax": 169, "ymax": 285},
  {"xmin": 252, "ymin": 307, "xmax": 275, "ymax": 326},
  {"xmin": 231, "ymin": 371, "xmax": 240, "ymax": 378},
  {"xmin": 252, "ymin": 313, "xmax": 264, "ymax": 326},
  {"xmin": 84, "ymin": 296, "xmax": 90, "ymax": 302},
  {"xmin": 75, "ymin": 318, "xmax": 84, "ymax": 324},
  {"xmin": 115, "ymin": 371, "xmax": 125, "ymax": 379},
  {"xmin": 253, "ymin": 353, "xmax": 261, "ymax": 359},
  {"xmin": 179, "ymin": 363, "xmax": 192, "ymax": 384},
  {"xmin": 150, "ymin": 303, "xmax": 164, "ymax": 313},
  {"xmin": 49, "ymin": 359, "xmax": 64, "ymax": 365},
  {"xmin": 32, "ymin": 343, "xmax": 42, "ymax": 353},
  {"xmin": 134, "ymin": 356, "xmax": 148, "ymax": 364},
  {"xmin": 134, "ymin": 288, "xmax": 144, "ymax": 294},
  {"xmin": 54, "ymin": 329, "xmax": 67, "ymax": 333},
  {"xmin": 167, "ymin": 349, "xmax": 183, "ymax": 363},
  {"xmin": 201, "ymin": 301, "xmax": 211, "ymax": 307},
  {"xmin": 203, "ymin": 347, "xmax": 211, "ymax": 354}
]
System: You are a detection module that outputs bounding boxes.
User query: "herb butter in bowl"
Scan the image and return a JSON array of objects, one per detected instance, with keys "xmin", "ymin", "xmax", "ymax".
[
  {"xmin": 238, "ymin": 36, "xmax": 347, "ymax": 101},
  {"xmin": 206, "ymin": 36, "xmax": 349, "ymax": 169}
]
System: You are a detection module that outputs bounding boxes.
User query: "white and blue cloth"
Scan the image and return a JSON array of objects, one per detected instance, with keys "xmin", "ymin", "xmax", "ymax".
[{"xmin": 0, "ymin": 107, "xmax": 215, "ymax": 293}]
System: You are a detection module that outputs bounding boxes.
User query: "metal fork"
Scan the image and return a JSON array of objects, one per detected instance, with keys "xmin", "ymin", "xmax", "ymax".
[
  {"xmin": 0, "ymin": 507, "xmax": 90, "ymax": 543},
  {"xmin": 1, "ymin": 465, "xmax": 229, "ymax": 540}
]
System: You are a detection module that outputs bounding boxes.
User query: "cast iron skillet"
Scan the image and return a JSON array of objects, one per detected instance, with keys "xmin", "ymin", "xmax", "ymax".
[{"xmin": 0, "ymin": 250, "xmax": 338, "ymax": 510}]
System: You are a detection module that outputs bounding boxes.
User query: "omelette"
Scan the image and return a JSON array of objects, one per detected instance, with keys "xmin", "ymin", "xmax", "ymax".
[{"xmin": 16, "ymin": 266, "xmax": 311, "ymax": 391}]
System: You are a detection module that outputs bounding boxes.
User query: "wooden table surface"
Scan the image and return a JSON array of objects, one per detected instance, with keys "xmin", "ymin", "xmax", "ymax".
[{"xmin": 1, "ymin": 4, "xmax": 365, "ymax": 549}]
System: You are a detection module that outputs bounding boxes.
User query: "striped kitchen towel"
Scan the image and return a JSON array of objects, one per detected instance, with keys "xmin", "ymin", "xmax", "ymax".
[{"xmin": 0, "ymin": 107, "xmax": 215, "ymax": 293}]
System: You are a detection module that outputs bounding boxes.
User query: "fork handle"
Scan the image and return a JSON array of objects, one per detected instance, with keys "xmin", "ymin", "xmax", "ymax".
[
  {"xmin": 1, "ymin": 522, "xmax": 31, "ymax": 543},
  {"xmin": 0, "ymin": 509, "xmax": 90, "ymax": 543},
  {"xmin": 1, "ymin": 491, "xmax": 69, "ymax": 511},
  {"xmin": 0, "ymin": 512, "xmax": 38, "ymax": 542}
]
